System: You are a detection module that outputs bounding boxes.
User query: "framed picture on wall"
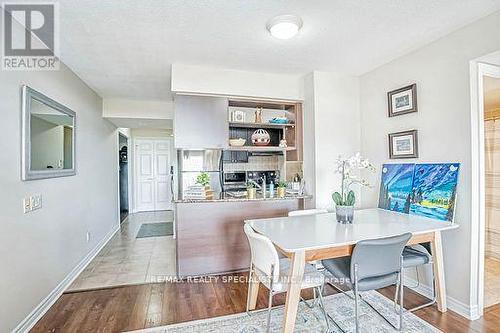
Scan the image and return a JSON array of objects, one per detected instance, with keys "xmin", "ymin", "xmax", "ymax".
[
  {"xmin": 388, "ymin": 130, "xmax": 419, "ymax": 159},
  {"xmin": 388, "ymin": 84, "xmax": 417, "ymax": 117}
]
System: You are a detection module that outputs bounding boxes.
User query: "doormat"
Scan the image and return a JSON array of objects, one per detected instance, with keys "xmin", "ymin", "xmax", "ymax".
[{"xmin": 136, "ymin": 222, "xmax": 173, "ymax": 238}]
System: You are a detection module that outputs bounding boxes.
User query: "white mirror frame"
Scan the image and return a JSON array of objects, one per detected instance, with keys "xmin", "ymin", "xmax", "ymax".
[{"xmin": 21, "ymin": 85, "xmax": 76, "ymax": 180}]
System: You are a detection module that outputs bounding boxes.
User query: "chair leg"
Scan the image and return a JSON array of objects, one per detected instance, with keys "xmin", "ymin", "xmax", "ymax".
[
  {"xmin": 265, "ymin": 264, "xmax": 275, "ymax": 333},
  {"xmin": 316, "ymin": 286, "xmax": 331, "ymax": 333},
  {"xmin": 394, "ymin": 279, "xmax": 400, "ymax": 311},
  {"xmin": 354, "ymin": 264, "xmax": 360, "ymax": 333},
  {"xmin": 354, "ymin": 286, "xmax": 360, "ymax": 333},
  {"xmin": 266, "ymin": 290, "xmax": 273, "ymax": 333},
  {"xmin": 399, "ymin": 266, "xmax": 404, "ymax": 331},
  {"xmin": 246, "ymin": 263, "xmax": 253, "ymax": 315},
  {"xmin": 408, "ymin": 261, "xmax": 437, "ymax": 312}
]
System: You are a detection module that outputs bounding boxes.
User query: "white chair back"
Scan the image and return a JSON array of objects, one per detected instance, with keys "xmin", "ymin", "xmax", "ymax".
[
  {"xmin": 288, "ymin": 209, "xmax": 328, "ymax": 217},
  {"xmin": 244, "ymin": 224, "xmax": 280, "ymax": 283}
]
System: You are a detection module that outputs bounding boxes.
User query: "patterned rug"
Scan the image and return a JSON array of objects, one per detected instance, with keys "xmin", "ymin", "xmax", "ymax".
[
  {"xmin": 127, "ymin": 290, "xmax": 440, "ymax": 333},
  {"xmin": 136, "ymin": 222, "xmax": 173, "ymax": 238}
]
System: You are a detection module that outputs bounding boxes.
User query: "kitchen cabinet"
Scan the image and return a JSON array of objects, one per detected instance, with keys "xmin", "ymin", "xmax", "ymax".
[{"xmin": 174, "ymin": 95, "xmax": 228, "ymax": 149}]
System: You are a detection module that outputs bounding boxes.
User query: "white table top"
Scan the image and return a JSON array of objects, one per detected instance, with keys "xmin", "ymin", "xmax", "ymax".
[{"xmin": 246, "ymin": 208, "xmax": 458, "ymax": 252}]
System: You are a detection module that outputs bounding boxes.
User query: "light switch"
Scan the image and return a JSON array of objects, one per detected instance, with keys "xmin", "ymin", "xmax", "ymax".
[
  {"xmin": 23, "ymin": 197, "xmax": 31, "ymax": 213},
  {"xmin": 31, "ymin": 194, "xmax": 42, "ymax": 210}
]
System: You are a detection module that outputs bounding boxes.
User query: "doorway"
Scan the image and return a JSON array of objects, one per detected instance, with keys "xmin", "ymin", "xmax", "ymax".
[
  {"xmin": 134, "ymin": 138, "xmax": 173, "ymax": 212},
  {"xmin": 483, "ymin": 75, "xmax": 500, "ymax": 308},
  {"xmin": 119, "ymin": 133, "xmax": 129, "ymax": 222}
]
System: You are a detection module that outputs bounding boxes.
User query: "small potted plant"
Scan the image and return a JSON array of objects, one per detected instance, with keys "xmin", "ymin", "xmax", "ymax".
[
  {"xmin": 247, "ymin": 182, "xmax": 257, "ymax": 199},
  {"xmin": 196, "ymin": 172, "xmax": 213, "ymax": 199},
  {"xmin": 332, "ymin": 153, "xmax": 375, "ymax": 223},
  {"xmin": 277, "ymin": 181, "xmax": 287, "ymax": 198}
]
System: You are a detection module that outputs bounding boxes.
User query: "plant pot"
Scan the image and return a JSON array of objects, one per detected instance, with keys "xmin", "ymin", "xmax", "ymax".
[
  {"xmin": 336, "ymin": 205, "xmax": 354, "ymax": 224},
  {"xmin": 247, "ymin": 188, "xmax": 256, "ymax": 199},
  {"xmin": 277, "ymin": 187, "xmax": 286, "ymax": 198}
]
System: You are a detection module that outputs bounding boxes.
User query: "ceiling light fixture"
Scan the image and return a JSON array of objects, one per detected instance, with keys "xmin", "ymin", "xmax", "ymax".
[{"xmin": 266, "ymin": 15, "xmax": 303, "ymax": 40}]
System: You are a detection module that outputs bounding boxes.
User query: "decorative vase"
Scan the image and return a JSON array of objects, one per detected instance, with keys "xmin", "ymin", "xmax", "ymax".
[
  {"xmin": 277, "ymin": 187, "xmax": 286, "ymax": 198},
  {"xmin": 336, "ymin": 205, "xmax": 354, "ymax": 224},
  {"xmin": 255, "ymin": 107, "xmax": 263, "ymax": 123},
  {"xmin": 247, "ymin": 188, "xmax": 256, "ymax": 199},
  {"xmin": 251, "ymin": 129, "xmax": 271, "ymax": 146}
]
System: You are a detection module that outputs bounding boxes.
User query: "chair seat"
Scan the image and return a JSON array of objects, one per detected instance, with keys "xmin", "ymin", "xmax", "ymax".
[
  {"xmin": 402, "ymin": 246, "xmax": 431, "ymax": 268},
  {"xmin": 322, "ymin": 257, "xmax": 398, "ymax": 292},
  {"xmin": 255, "ymin": 258, "xmax": 325, "ymax": 293}
]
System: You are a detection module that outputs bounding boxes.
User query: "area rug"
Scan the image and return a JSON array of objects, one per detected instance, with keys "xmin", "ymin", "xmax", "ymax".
[
  {"xmin": 136, "ymin": 222, "xmax": 173, "ymax": 238},
  {"xmin": 127, "ymin": 290, "xmax": 440, "ymax": 332}
]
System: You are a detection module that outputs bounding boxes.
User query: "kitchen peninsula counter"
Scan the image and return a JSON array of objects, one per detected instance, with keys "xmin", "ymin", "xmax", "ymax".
[
  {"xmin": 174, "ymin": 194, "xmax": 312, "ymax": 203},
  {"xmin": 175, "ymin": 195, "xmax": 311, "ymax": 276}
]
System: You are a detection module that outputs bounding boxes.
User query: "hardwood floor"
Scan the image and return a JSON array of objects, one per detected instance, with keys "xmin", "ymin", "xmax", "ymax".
[{"xmin": 32, "ymin": 272, "xmax": 500, "ymax": 333}]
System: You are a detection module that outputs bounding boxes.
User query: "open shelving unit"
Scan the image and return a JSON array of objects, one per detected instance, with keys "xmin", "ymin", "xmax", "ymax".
[
  {"xmin": 228, "ymin": 121, "xmax": 295, "ymax": 129},
  {"xmin": 226, "ymin": 99, "xmax": 303, "ymax": 181},
  {"xmin": 226, "ymin": 146, "xmax": 296, "ymax": 152}
]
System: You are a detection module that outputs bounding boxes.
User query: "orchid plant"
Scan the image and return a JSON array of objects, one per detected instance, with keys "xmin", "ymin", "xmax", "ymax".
[{"xmin": 332, "ymin": 153, "xmax": 375, "ymax": 207}]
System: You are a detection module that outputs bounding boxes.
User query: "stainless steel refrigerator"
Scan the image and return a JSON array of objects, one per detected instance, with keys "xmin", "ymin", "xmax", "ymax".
[{"xmin": 177, "ymin": 149, "xmax": 223, "ymax": 199}]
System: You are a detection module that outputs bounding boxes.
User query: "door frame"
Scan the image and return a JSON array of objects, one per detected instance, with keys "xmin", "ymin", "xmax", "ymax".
[
  {"xmin": 116, "ymin": 131, "xmax": 131, "ymax": 225},
  {"xmin": 118, "ymin": 132, "xmax": 130, "ymax": 222},
  {"xmin": 470, "ymin": 61, "xmax": 500, "ymax": 318},
  {"xmin": 132, "ymin": 136, "xmax": 174, "ymax": 212}
]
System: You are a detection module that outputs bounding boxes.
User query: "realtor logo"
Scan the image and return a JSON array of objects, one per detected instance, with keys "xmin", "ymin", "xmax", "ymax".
[{"xmin": 2, "ymin": 2, "xmax": 59, "ymax": 70}]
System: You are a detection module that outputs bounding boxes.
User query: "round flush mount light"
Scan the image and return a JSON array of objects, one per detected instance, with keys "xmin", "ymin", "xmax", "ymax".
[{"xmin": 266, "ymin": 14, "xmax": 303, "ymax": 40}]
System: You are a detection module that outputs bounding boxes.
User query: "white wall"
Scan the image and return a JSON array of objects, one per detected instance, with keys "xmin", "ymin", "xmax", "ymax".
[
  {"xmin": 359, "ymin": 10, "xmax": 500, "ymax": 316},
  {"xmin": 0, "ymin": 16, "xmax": 119, "ymax": 332},
  {"xmin": 171, "ymin": 64, "xmax": 304, "ymax": 101},
  {"xmin": 103, "ymin": 98, "xmax": 174, "ymax": 119},
  {"xmin": 131, "ymin": 128, "xmax": 173, "ymax": 137},
  {"xmin": 302, "ymin": 71, "xmax": 361, "ymax": 210}
]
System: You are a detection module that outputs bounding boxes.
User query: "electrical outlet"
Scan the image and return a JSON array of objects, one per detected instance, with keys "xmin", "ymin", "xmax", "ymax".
[
  {"xmin": 23, "ymin": 197, "xmax": 32, "ymax": 213},
  {"xmin": 86, "ymin": 231, "xmax": 91, "ymax": 243},
  {"xmin": 31, "ymin": 194, "xmax": 42, "ymax": 211}
]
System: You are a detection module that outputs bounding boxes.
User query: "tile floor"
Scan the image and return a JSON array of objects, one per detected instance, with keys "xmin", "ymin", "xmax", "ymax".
[
  {"xmin": 484, "ymin": 256, "xmax": 500, "ymax": 307},
  {"xmin": 68, "ymin": 211, "xmax": 176, "ymax": 291}
]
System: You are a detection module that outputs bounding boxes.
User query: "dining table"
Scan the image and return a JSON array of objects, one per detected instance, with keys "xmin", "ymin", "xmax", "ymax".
[{"xmin": 245, "ymin": 208, "xmax": 459, "ymax": 333}]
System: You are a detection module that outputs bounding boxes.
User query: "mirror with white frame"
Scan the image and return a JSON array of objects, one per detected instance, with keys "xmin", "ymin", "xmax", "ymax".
[{"xmin": 22, "ymin": 86, "xmax": 76, "ymax": 180}]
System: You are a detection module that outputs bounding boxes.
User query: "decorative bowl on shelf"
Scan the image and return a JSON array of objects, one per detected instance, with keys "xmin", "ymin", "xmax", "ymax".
[
  {"xmin": 269, "ymin": 117, "xmax": 289, "ymax": 124},
  {"xmin": 229, "ymin": 138, "xmax": 246, "ymax": 147},
  {"xmin": 251, "ymin": 129, "xmax": 271, "ymax": 146}
]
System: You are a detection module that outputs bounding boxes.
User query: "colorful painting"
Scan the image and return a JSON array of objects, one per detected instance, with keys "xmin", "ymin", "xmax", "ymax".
[
  {"xmin": 409, "ymin": 163, "xmax": 460, "ymax": 222},
  {"xmin": 378, "ymin": 164, "xmax": 415, "ymax": 213}
]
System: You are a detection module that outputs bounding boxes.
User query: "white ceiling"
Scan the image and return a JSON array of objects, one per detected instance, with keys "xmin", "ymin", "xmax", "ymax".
[{"xmin": 56, "ymin": 0, "xmax": 500, "ymax": 101}]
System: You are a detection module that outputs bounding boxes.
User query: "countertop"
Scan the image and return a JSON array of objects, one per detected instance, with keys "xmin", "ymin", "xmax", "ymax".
[{"xmin": 174, "ymin": 194, "xmax": 312, "ymax": 203}]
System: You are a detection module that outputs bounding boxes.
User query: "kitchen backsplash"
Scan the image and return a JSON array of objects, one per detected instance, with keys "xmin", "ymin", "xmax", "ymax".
[{"xmin": 224, "ymin": 155, "xmax": 281, "ymax": 172}]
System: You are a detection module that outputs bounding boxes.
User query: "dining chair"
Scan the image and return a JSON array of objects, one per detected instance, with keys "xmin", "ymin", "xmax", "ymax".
[
  {"xmin": 321, "ymin": 233, "xmax": 412, "ymax": 333},
  {"xmin": 244, "ymin": 224, "xmax": 333, "ymax": 332},
  {"xmin": 394, "ymin": 243, "xmax": 436, "ymax": 312},
  {"xmin": 288, "ymin": 208, "xmax": 328, "ymax": 217}
]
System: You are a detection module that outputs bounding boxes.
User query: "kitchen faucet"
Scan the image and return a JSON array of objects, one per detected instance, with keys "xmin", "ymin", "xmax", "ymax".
[{"xmin": 248, "ymin": 175, "xmax": 266, "ymax": 198}]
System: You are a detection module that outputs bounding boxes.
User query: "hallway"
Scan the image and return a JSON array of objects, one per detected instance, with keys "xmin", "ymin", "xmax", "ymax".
[{"xmin": 68, "ymin": 211, "xmax": 176, "ymax": 291}]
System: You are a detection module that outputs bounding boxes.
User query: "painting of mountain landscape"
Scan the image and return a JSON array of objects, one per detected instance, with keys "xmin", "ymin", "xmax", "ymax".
[
  {"xmin": 409, "ymin": 163, "xmax": 460, "ymax": 222},
  {"xmin": 378, "ymin": 164, "xmax": 415, "ymax": 213}
]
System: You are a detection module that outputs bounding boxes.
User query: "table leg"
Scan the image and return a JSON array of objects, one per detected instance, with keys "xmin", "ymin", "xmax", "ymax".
[
  {"xmin": 431, "ymin": 231, "xmax": 447, "ymax": 312},
  {"xmin": 282, "ymin": 250, "xmax": 305, "ymax": 333},
  {"xmin": 247, "ymin": 265, "xmax": 260, "ymax": 311}
]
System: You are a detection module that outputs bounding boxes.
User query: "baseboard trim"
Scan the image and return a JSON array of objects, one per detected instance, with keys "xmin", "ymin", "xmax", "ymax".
[
  {"xmin": 13, "ymin": 224, "xmax": 120, "ymax": 333},
  {"xmin": 404, "ymin": 276, "xmax": 479, "ymax": 320}
]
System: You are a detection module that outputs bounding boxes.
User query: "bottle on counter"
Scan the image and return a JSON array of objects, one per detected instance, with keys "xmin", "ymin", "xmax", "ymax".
[
  {"xmin": 292, "ymin": 173, "xmax": 301, "ymax": 191},
  {"xmin": 269, "ymin": 181, "xmax": 275, "ymax": 198}
]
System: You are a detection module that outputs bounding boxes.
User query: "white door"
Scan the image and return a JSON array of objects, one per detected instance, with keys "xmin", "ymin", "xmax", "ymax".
[{"xmin": 135, "ymin": 139, "xmax": 172, "ymax": 212}]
